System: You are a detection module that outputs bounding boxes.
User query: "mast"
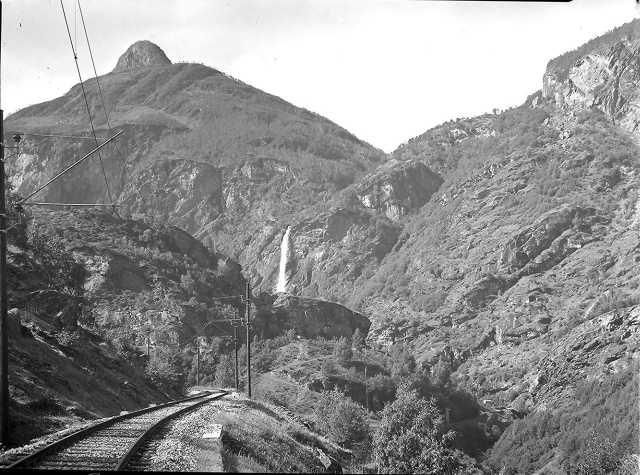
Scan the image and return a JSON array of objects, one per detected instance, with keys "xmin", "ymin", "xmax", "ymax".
[{"xmin": 0, "ymin": 0, "xmax": 9, "ymax": 447}]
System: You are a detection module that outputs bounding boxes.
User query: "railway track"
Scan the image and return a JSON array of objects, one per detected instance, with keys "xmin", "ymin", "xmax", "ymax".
[{"xmin": 6, "ymin": 390, "xmax": 227, "ymax": 471}]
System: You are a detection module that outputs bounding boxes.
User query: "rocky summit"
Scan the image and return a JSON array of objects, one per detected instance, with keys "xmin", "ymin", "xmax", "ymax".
[
  {"xmin": 4, "ymin": 20, "xmax": 640, "ymax": 473},
  {"xmin": 112, "ymin": 40, "xmax": 172, "ymax": 73}
]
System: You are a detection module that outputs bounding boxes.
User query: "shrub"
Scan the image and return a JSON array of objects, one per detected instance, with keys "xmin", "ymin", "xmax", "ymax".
[
  {"xmin": 564, "ymin": 431, "xmax": 621, "ymax": 474},
  {"xmin": 29, "ymin": 226, "xmax": 86, "ymax": 296},
  {"xmin": 215, "ymin": 354, "xmax": 236, "ymax": 388},
  {"xmin": 320, "ymin": 359, "xmax": 337, "ymax": 389},
  {"xmin": 313, "ymin": 389, "xmax": 370, "ymax": 452},
  {"xmin": 352, "ymin": 328, "xmax": 365, "ymax": 354},
  {"xmin": 145, "ymin": 346, "xmax": 185, "ymax": 393},
  {"xmin": 389, "ymin": 345, "xmax": 416, "ymax": 379},
  {"xmin": 333, "ymin": 336, "xmax": 353, "ymax": 363},
  {"xmin": 373, "ymin": 384, "xmax": 478, "ymax": 474}
]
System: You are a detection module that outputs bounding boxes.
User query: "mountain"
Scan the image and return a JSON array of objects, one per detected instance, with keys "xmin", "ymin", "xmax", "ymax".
[
  {"xmin": 6, "ymin": 41, "xmax": 385, "ymax": 296},
  {"xmin": 6, "ymin": 25, "xmax": 640, "ymax": 471}
]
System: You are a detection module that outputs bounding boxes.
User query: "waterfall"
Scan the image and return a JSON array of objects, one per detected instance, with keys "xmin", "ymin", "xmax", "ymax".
[{"xmin": 276, "ymin": 226, "xmax": 291, "ymax": 293}]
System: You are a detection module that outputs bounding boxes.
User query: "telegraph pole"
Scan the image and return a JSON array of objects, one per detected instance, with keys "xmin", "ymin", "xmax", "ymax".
[
  {"xmin": 233, "ymin": 323, "xmax": 239, "ymax": 391},
  {"xmin": 245, "ymin": 282, "xmax": 251, "ymax": 398},
  {"xmin": 195, "ymin": 338, "xmax": 200, "ymax": 387},
  {"xmin": 0, "ymin": 0, "xmax": 9, "ymax": 447},
  {"xmin": 364, "ymin": 346, "xmax": 369, "ymax": 412}
]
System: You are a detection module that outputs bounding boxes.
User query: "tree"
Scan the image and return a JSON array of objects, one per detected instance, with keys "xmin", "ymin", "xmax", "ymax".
[
  {"xmin": 321, "ymin": 358, "xmax": 336, "ymax": 389},
  {"xmin": 431, "ymin": 358, "xmax": 453, "ymax": 387},
  {"xmin": 367, "ymin": 374, "xmax": 396, "ymax": 411},
  {"xmin": 389, "ymin": 345, "xmax": 416, "ymax": 379},
  {"xmin": 214, "ymin": 353, "xmax": 235, "ymax": 388},
  {"xmin": 180, "ymin": 272, "xmax": 196, "ymax": 295},
  {"xmin": 29, "ymin": 227, "xmax": 85, "ymax": 296},
  {"xmin": 333, "ymin": 336, "xmax": 353, "ymax": 363},
  {"xmin": 567, "ymin": 432, "xmax": 621, "ymax": 474},
  {"xmin": 373, "ymin": 384, "xmax": 478, "ymax": 474},
  {"xmin": 352, "ymin": 328, "xmax": 365, "ymax": 354},
  {"xmin": 145, "ymin": 345, "xmax": 185, "ymax": 394},
  {"xmin": 314, "ymin": 389, "xmax": 370, "ymax": 452}
]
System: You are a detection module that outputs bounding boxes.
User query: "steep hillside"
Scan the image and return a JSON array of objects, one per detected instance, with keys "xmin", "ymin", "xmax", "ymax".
[
  {"xmin": 361, "ymin": 27, "xmax": 640, "ymax": 471},
  {"xmin": 6, "ymin": 41, "xmax": 385, "ymax": 296},
  {"xmin": 4, "ymin": 204, "xmax": 249, "ymax": 445}
]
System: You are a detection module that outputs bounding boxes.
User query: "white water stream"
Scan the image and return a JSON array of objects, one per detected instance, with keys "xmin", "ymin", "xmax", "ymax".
[{"xmin": 276, "ymin": 226, "xmax": 291, "ymax": 293}]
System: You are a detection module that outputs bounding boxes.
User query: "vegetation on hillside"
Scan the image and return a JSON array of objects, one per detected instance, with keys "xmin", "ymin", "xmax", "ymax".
[
  {"xmin": 206, "ymin": 330, "xmax": 504, "ymax": 470},
  {"xmin": 545, "ymin": 18, "xmax": 640, "ymax": 81},
  {"xmin": 487, "ymin": 366, "xmax": 639, "ymax": 474}
]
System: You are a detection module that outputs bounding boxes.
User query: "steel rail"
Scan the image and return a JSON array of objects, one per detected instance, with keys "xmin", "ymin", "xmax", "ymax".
[
  {"xmin": 7, "ymin": 391, "xmax": 213, "ymax": 470},
  {"xmin": 116, "ymin": 390, "xmax": 228, "ymax": 470}
]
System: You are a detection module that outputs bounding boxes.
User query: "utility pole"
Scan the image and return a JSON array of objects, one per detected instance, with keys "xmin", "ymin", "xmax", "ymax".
[
  {"xmin": 195, "ymin": 337, "xmax": 200, "ymax": 387},
  {"xmin": 364, "ymin": 346, "xmax": 369, "ymax": 412},
  {"xmin": 233, "ymin": 322, "xmax": 239, "ymax": 391},
  {"xmin": 0, "ymin": 0, "xmax": 9, "ymax": 447},
  {"xmin": 245, "ymin": 281, "xmax": 251, "ymax": 399}
]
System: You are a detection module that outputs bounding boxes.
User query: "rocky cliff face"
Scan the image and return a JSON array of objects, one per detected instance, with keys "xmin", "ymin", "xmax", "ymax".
[
  {"xmin": 543, "ymin": 39, "xmax": 640, "ymax": 138},
  {"xmin": 355, "ymin": 159, "xmax": 443, "ymax": 221},
  {"xmin": 540, "ymin": 19, "xmax": 640, "ymax": 146}
]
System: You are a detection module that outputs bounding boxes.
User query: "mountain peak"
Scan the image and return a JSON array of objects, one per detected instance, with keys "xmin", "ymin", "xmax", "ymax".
[{"xmin": 112, "ymin": 40, "xmax": 171, "ymax": 73}]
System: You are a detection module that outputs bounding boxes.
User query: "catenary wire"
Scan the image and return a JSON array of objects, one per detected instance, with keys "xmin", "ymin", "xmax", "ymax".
[{"xmin": 60, "ymin": 0, "xmax": 113, "ymax": 204}]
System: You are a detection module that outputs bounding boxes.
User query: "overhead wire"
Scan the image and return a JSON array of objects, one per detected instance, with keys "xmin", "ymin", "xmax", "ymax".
[
  {"xmin": 7, "ymin": 131, "xmax": 107, "ymax": 140},
  {"xmin": 77, "ymin": 0, "xmax": 127, "ymax": 171},
  {"xmin": 19, "ymin": 130, "xmax": 123, "ymax": 203},
  {"xmin": 59, "ymin": 0, "xmax": 113, "ymax": 204}
]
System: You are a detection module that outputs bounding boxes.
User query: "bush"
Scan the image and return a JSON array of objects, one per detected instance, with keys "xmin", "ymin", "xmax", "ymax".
[
  {"xmin": 320, "ymin": 358, "xmax": 337, "ymax": 389},
  {"xmin": 564, "ymin": 431, "xmax": 621, "ymax": 474},
  {"xmin": 215, "ymin": 353, "xmax": 236, "ymax": 388},
  {"xmin": 373, "ymin": 384, "xmax": 478, "ymax": 474},
  {"xmin": 389, "ymin": 345, "xmax": 416, "ymax": 379},
  {"xmin": 145, "ymin": 346, "xmax": 185, "ymax": 393},
  {"xmin": 333, "ymin": 336, "xmax": 353, "ymax": 363},
  {"xmin": 313, "ymin": 389, "xmax": 370, "ymax": 452},
  {"xmin": 352, "ymin": 328, "xmax": 365, "ymax": 354},
  {"xmin": 29, "ymin": 226, "xmax": 86, "ymax": 296}
]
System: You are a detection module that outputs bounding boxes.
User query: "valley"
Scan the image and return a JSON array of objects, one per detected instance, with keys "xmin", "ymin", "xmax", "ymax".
[{"xmin": 1, "ymin": 14, "xmax": 639, "ymax": 475}]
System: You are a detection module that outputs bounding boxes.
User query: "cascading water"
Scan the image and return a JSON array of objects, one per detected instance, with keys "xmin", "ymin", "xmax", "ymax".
[{"xmin": 276, "ymin": 226, "xmax": 292, "ymax": 293}]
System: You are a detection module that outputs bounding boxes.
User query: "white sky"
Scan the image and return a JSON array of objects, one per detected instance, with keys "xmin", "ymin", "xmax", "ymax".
[{"xmin": 2, "ymin": 0, "xmax": 639, "ymax": 152}]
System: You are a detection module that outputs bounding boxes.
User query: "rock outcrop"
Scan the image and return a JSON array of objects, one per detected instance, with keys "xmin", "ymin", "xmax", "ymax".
[
  {"xmin": 354, "ymin": 159, "xmax": 443, "ymax": 221},
  {"xmin": 253, "ymin": 294, "xmax": 370, "ymax": 339},
  {"xmin": 113, "ymin": 40, "xmax": 171, "ymax": 72},
  {"xmin": 542, "ymin": 37, "xmax": 640, "ymax": 139}
]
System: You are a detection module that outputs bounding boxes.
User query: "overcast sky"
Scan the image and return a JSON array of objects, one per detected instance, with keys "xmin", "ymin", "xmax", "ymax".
[{"xmin": 2, "ymin": 0, "xmax": 639, "ymax": 152}]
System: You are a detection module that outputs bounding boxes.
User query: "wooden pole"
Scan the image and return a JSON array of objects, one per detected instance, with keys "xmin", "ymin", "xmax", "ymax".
[
  {"xmin": 234, "ymin": 324, "xmax": 239, "ymax": 391},
  {"xmin": 364, "ymin": 347, "xmax": 369, "ymax": 412},
  {"xmin": 196, "ymin": 338, "xmax": 200, "ymax": 387},
  {"xmin": 0, "ymin": 0, "xmax": 9, "ymax": 446},
  {"xmin": 245, "ymin": 282, "xmax": 251, "ymax": 398}
]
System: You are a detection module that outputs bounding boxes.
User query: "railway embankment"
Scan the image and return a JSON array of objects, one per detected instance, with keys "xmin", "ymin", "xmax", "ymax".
[{"xmin": 1, "ymin": 389, "xmax": 352, "ymax": 472}]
